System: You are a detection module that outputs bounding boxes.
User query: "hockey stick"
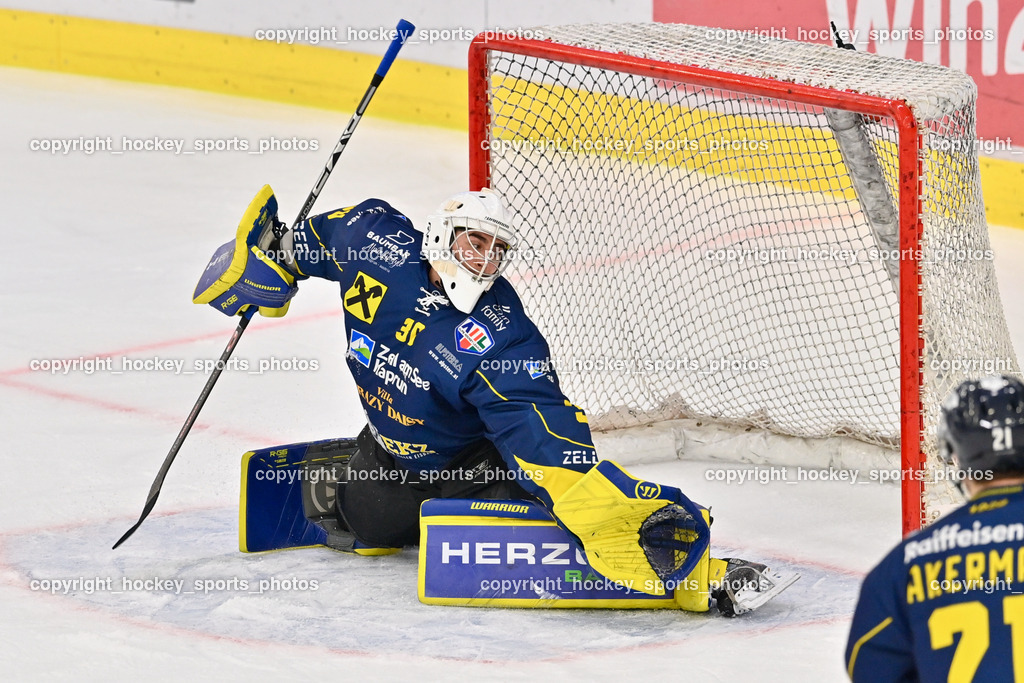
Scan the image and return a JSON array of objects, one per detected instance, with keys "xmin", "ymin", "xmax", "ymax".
[{"xmin": 113, "ymin": 19, "xmax": 416, "ymax": 549}]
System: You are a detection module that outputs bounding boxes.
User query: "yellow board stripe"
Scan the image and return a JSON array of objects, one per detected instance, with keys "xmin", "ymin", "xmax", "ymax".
[
  {"xmin": 847, "ymin": 616, "xmax": 893, "ymax": 678},
  {"xmin": 492, "ymin": 73, "xmax": 864, "ymax": 201},
  {"xmin": 980, "ymin": 157, "xmax": 1024, "ymax": 229},
  {"xmin": 491, "ymin": 73, "xmax": 1024, "ymax": 230},
  {"xmin": 2, "ymin": 9, "xmax": 1020, "ymax": 228},
  {"xmin": 0, "ymin": 8, "xmax": 466, "ymax": 130}
]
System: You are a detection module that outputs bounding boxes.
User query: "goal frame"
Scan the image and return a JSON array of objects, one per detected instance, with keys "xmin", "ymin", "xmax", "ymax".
[{"xmin": 468, "ymin": 34, "xmax": 927, "ymax": 535}]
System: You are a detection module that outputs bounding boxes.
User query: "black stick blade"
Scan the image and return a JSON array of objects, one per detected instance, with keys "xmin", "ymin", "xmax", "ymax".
[{"xmin": 112, "ymin": 493, "xmax": 159, "ymax": 549}]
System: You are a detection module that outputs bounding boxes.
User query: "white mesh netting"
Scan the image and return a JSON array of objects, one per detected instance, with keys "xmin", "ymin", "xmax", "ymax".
[{"xmin": 475, "ymin": 23, "xmax": 1020, "ymax": 524}]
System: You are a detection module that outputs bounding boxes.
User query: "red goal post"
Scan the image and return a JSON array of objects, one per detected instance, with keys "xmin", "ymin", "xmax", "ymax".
[{"xmin": 467, "ymin": 24, "xmax": 1016, "ymax": 534}]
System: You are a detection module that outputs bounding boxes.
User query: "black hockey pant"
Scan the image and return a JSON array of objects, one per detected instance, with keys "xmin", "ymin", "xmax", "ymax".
[{"xmin": 335, "ymin": 425, "xmax": 533, "ymax": 547}]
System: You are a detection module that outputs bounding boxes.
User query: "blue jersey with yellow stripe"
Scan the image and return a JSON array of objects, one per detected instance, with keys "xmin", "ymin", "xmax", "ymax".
[
  {"xmin": 845, "ymin": 484, "xmax": 1024, "ymax": 682},
  {"xmin": 289, "ymin": 198, "xmax": 597, "ymax": 507}
]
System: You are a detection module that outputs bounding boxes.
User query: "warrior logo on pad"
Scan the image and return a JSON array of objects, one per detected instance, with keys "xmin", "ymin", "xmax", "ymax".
[{"xmin": 455, "ymin": 318, "xmax": 493, "ymax": 355}]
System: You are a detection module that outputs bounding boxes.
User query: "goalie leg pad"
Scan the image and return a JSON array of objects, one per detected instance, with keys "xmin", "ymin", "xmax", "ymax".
[
  {"xmin": 670, "ymin": 508, "xmax": 713, "ymax": 612},
  {"xmin": 241, "ymin": 438, "xmax": 348, "ymax": 552},
  {"xmin": 418, "ymin": 499, "xmax": 683, "ymax": 608},
  {"xmin": 240, "ymin": 438, "xmax": 399, "ymax": 555},
  {"xmin": 552, "ymin": 460, "xmax": 711, "ymax": 595}
]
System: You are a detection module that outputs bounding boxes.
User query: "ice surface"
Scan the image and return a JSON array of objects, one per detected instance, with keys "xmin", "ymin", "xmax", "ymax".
[{"xmin": 0, "ymin": 66, "xmax": 1021, "ymax": 681}]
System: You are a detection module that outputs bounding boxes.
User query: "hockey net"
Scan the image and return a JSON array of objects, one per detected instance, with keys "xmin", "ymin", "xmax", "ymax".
[{"xmin": 468, "ymin": 23, "xmax": 1020, "ymax": 533}]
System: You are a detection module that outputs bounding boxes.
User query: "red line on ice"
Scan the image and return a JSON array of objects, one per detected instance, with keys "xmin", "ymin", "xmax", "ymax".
[
  {"xmin": 0, "ymin": 308, "xmax": 341, "ymax": 378},
  {"xmin": 0, "ymin": 375, "xmax": 278, "ymax": 444},
  {"xmin": 0, "ymin": 308, "xmax": 344, "ymax": 440}
]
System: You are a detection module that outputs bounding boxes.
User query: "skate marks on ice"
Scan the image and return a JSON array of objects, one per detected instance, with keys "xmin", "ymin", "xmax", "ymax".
[{"xmin": 0, "ymin": 508, "xmax": 860, "ymax": 661}]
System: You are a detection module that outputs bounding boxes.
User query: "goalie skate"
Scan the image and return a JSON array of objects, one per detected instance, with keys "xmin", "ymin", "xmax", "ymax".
[{"xmin": 712, "ymin": 559, "xmax": 800, "ymax": 617}]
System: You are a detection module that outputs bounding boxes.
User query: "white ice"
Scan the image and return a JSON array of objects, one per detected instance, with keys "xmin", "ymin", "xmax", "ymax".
[{"xmin": 1, "ymin": 66, "xmax": 1022, "ymax": 682}]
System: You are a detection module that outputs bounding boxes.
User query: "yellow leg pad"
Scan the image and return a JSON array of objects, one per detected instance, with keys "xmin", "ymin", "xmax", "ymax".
[
  {"xmin": 418, "ymin": 499, "xmax": 680, "ymax": 608},
  {"xmin": 672, "ymin": 510, "xmax": 716, "ymax": 612},
  {"xmin": 553, "ymin": 461, "xmax": 670, "ymax": 593},
  {"xmin": 709, "ymin": 557, "xmax": 730, "ymax": 585}
]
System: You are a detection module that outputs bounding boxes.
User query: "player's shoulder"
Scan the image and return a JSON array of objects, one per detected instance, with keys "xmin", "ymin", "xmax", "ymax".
[
  {"xmin": 961, "ymin": 483, "xmax": 1024, "ymax": 517},
  {"xmin": 321, "ymin": 198, "xmax": 416, "ymax": 231},
  {"xmin": 864, "ymin": 504, "xmax": 966, "ymax": 587},
  {"xmin": 926, "ymin": 483, "xmax": 1024, "ymax": 531},
  {"xmin": 861, "ymin": 532, "xmax": 915, "ymax": 590},
  {"xmin": 440, "ymin": 280, "xmax": 548, "ymax": 368},
  {"xmin": 471, "ymin": 279, "xmax": 546, "ymax": 349},
  {"xmin": 889, "ymin": 484, "xmax": 1024, "ymax": 571},
  {"xmin": 479, "ymin": 277, "xmax": 524, "ymax": 314}
]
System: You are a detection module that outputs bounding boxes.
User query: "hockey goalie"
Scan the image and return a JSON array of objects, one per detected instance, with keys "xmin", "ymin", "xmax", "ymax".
[{"xmin": 193, "ymin": 184, "xmax": 799, "ymax": 616}]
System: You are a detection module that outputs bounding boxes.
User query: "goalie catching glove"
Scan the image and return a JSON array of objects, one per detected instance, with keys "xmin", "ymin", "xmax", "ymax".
[{"xmin": 193, "ymin": 185, "xmax": 302, "ymax": 318}]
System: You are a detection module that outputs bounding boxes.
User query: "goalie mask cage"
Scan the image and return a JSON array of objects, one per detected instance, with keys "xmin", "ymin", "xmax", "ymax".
[{"xmin": 468, "ymin": 24, "xmax": 1020, "ymax": 534}]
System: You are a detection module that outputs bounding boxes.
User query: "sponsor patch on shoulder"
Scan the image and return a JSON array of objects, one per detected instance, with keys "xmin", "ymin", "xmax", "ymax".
[{"xmin": 455, "ymin": 317, "xmax": 494, "ymax": 356}]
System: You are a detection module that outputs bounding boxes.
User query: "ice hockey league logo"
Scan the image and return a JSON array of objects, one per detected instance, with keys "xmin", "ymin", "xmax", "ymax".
[{"xmin": 455, "ymin": 317, "xmax": 493, "ymax": 355}]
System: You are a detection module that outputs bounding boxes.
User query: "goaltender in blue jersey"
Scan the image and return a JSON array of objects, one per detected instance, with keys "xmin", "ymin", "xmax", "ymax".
[
  {"xmin": 290, "ymin": 195, "xmax": 593, "ymax": 505},
  {"xmin": 193, "ymin": 185, "xmax": 799, "ymax": 615},
  {"xmin": 846, "ymin": 375, "xmax": 1024, "ymax": 681}
]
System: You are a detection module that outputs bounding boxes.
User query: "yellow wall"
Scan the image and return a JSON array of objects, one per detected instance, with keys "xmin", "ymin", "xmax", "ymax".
[
  {"xmin": 981, "ymin": 157, "xmax": 1024, "ymax": 229},
  {"xmin": 0, "ymin": 9, "xmax": 467, "ymax": 130},
  {"xmin": 1, "ymin": 8, "xmax": 1020, "ymax": 228}
]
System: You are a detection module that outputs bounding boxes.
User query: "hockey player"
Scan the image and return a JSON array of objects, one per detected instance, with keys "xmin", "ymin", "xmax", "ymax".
[
  {"xmin": 194, "ymin": 185, "xmax": 796, "ymax": 615},
  {"xmin": 846, "ymin": 375, "xmax": 1024, "ymax": 680}
]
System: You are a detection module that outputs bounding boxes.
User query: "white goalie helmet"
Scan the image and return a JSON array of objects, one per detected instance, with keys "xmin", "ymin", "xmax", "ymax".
[{"xmin": 422, "ymin": 188, "xmax": 518, "ymax": 313}]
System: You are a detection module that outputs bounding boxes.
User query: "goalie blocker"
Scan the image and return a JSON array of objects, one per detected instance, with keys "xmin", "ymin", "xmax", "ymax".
[{"xmin": 240, "ymin": 440, "xmax": 797, "ymax": 614}]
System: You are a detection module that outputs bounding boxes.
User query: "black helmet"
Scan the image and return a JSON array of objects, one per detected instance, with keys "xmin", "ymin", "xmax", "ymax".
[{"xmin": 938, "ymin": 375, "xmax": 1024, "ymax": 476}]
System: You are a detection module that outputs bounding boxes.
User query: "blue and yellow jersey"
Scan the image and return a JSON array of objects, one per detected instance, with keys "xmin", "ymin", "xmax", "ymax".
[
  {"xmin": 845, "ymin": 484, "xmax": 1024, "ymax": 681},
  {"xmin": 290, "ymin": 198, "xmax": 596, "ymax": 507}
]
